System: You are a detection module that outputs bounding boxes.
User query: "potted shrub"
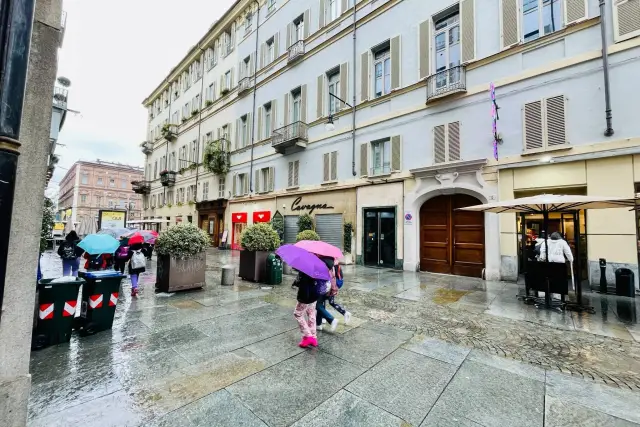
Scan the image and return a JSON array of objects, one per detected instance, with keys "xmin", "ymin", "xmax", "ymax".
[
  {"xmin": 155, "ymin": 223, "xmax": 210, "ymax": 292},
  {"xmin": 239, "ymin": 223, "xmax": 280, "ymax": 282},
  {"xmin": 298, "ymin": 214, "xmax": 313, "ymax": 232},
  {"xmin": 205, "ymin": 99, "xmax": 213, "ymax": 107},
  {"xmin": 296, "ymin": 230, "xmax": 320, "ymax": 242}
]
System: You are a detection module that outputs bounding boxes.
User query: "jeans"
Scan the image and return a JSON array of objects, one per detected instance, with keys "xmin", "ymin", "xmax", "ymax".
[
  {"xmin": 316, "ymin": 294, "xmax": 335, "ymax": 326},
  {"xmin": 131, "ymin": 273, "xmax": 139, "ymax": 289},
  {"xmin": 62, "ymin": 258, "xmax": 79, "ymax": 277}
]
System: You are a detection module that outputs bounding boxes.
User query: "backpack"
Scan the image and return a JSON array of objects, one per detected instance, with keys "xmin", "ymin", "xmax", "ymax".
[
  {"xmin": 315, "ymin": 279, "xmax": 331, "ymax": 296},
  {"xmin": 116, "ymin": 245, "xmax": 129, "ymax": 259},
  {"xmin": 61, "ymin": 243, "xmax": 77, "ymax": 260},
  {"xmin": 334, "ymin": 264, "xmax": 344, "ymax": 289},
  {"xmin": 130, "ymin": 249, "xmax": 146, "ymax": 270},
  {"xmin": 88, "ymin": 255, "xmax": 103, "ymax": 270}
]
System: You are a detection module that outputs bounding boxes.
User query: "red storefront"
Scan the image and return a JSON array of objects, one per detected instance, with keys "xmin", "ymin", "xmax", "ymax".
[{"xmin": 231, "ymin": 212, "xmax": 248, "ymax": 250}]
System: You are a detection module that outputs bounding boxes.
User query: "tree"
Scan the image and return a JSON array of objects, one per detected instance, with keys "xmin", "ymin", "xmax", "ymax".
[{"xmin": 40, "ymin": 197, "xmax": 55, "ymax": 253}]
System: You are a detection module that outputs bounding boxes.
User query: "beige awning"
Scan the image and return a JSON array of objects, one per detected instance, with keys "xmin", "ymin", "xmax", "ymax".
[{"xmin": 459, "ymin": 194, "xmax": 636, "ymax": 214}]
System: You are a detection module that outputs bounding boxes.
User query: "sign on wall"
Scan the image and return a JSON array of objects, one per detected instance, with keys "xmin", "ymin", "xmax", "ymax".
[
  {"xmin": 290, "ymin": 197, "xmax": 335, "ymax": 214},
  {"xmin": 404, "ymin": 211, "xmax": 413, "ymax": 226},
  {"xmin": 253, "ymin": 211, "xmax": 271, "ymax": 223},
  {"xmin": 232, "ymin": 212, "xmax": 248, "ymax": 223},
  {"xmin": 98, "ymin": 210, "xmax": 127, "ymax": 230}
]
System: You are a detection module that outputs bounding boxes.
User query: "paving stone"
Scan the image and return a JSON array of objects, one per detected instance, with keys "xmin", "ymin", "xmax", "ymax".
[
  {"xmin": 403, "ymin": 335, "xmax": 471, "ymax": 366},
  {"xmin": 544, "ymin": 395, "xmax": 640, "ymax": 427},
  {"xmin": 244, "ymin": 329, "xmax": 304, "ymax": 367}
]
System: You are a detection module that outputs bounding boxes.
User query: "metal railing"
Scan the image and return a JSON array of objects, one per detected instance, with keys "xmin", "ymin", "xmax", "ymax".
[
  {"xmin": 272, "ymin": 121, "xmax": 309, "ymax": 147},
  {"xmin": 52, "ymin": 86, "xmax": 68, "ymax": 109},
  {"xmin": 287, "ymin": 40, "xmax": 305, "ymax": 63},
  {"xmin": 238, "ymin": 76, "xmax": 252, "ymax": 95},
  {"xmin": 131, "ymin": 180, "xmax": 151, "ymax": 194},
  {"xmin": 426, "ymin": 65, "xmax": 467, "ymax": 102},
  {"xmin": 160, "ymin": 171, "xmax": 177, "ymax": 186}
]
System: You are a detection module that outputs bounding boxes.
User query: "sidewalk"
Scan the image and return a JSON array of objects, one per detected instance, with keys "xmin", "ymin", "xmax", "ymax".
[{"xmin": 28, "ymin": 249, "xmax": 640, "ymax": 426}]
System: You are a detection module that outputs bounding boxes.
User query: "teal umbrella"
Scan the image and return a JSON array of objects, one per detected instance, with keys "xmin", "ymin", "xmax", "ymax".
[{"xmin": 78, "ymin": 234, "xmax": 120, "ymax": 255}]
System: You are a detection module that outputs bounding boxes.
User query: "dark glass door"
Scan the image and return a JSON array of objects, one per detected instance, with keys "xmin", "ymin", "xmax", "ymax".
[{"xmin": 364, "ymin": 208, "xmax": 396, "ymax": 267}]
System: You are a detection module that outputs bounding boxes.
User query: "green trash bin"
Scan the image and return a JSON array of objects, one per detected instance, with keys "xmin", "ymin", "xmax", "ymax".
[
  {"xmin": 266, "ymin": 254, "xmax": 283, "ymax": 285},
  {"xmin": 77, "ymin": 270, "xmax": 124, "ymax": 335},
  {"xmin": 32, "ymin": 277, "xmax": 84, "ymax": 350}
]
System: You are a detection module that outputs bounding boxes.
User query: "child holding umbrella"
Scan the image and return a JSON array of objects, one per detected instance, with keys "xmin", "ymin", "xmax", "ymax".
[{"xmin": 126, "ymin": 232, "xmax": 148, "ymax": 297}]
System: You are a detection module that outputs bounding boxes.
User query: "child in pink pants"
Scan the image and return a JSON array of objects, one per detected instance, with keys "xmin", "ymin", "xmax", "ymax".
[{"xmin": 292, "ymin": 272, "xmax": 318, "ymax": 348}]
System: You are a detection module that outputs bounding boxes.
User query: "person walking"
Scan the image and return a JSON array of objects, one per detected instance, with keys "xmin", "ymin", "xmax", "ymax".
[
  {"xmin": 113, "ymin": 238, "xmax": 129, "ymax": 275},
  {"xmin": 292, "ymin": 271, "xmax": 319, "ymax": 348},
  {"xmin": 326, "ymin": 262, "xmax": 351, "ymax": 325},
  {"xmin": 126, "ymin": 242, "xmax": 148, "ymax": 297},
  {"xmin": 57, "ymin": 231, "xmax": 83, "ymax": 277},
  {"xmin": 538, "ymin": 232, "xmax": 574, "ymax": 263},
  {"xmin": 316, "ymin": 256, "xmax": 339, "ymax": 333}
]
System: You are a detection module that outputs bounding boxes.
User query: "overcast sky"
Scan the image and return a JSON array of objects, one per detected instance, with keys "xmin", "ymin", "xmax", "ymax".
[{"xmin": 48, "ymin": 0, "xmax": 235, "ymax": 192}]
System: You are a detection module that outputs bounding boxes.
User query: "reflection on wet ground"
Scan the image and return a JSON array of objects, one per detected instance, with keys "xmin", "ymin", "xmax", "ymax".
[{"xmin": 29, "ymin": 250, "xmax": 640, "ymax": 426}]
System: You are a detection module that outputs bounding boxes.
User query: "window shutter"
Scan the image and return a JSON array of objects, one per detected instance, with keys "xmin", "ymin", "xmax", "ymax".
[
  {"xmin": 342, "ymin": 0, "xmax": 348, "ymax": 13},
  {"xmin": 286, "ymin": 23, "xmax": 292, "ymax": 48},
  {"xmin": 220, "ymin": 74, "xmax": 224, "ymax": 92},
  {"xmin": 319, "ymin": 0, "xmax": 326, "ymax": 28},
  {"xmin": 235, "ymin": 119, "xmax": 241, "ymax": 149},
  {"xmin": 460, "ymin": 0, "xmax": 476, "ymax": 63},
  {"xmin": 288, "ymin": 161, "xmax": 294, "ymax": 187},
  {"xmin": 301, "ymin": 84, "xmax": 307, "ymax": 122},
  {"xmin": 304, "ymin": 10, "xmax": 310, "ymax": 39},
  {"xmin": 255, "ymin": 169, "xmax": 260, "ymax": 193},
  {"xmin": 391, "ymin": 135, "xmax": 401, "ymax": 171},
  {"xmin": 269, "ymin": 167, "xmax": 275, "ymax": 191},
  {"xmin": 323, "ymin": 153, "xmax": 330, "ymax": 182},
  {"xmin": 545, "ymin": 95, "xmax": 566, "ymax": 147},
  {"xmin": 247, "ymin": 112, "xmax": 253, "ymax": 146},
  {"xmin": 390, "ymin": 35, "xmax": 401, "ymax": 90},
  {"xmin": 612, "ymin": 0, "xmax": 640, "ymax": 42},
  {"xmin": 326, "ymin": 151, "xmax": 335, "ymax": 181},
  {"xmin": 360, "ymin": 143, "xmax": 368, "ymax": 176},
  {"xmin": 294, "ymin": 160, "xmax": 300, "ymax": 186},
  {"xmin": 250, "ymin": 52, "xmax": 255, "ymax": 76},
  {"xmin": 245, "ymin": 174, "xmax": 250, "ymax": 195},
  {"xmin": 340, "ymin": 62, "xmax": 348, "ymax": 110},
  {"xmin": 233, "ymin": 174, "xmax": 237, "ymax": 196},
  {"xmin": 360, "ymin": 51, "xmax": 369, "ymax": 102},
  {"xmin": 317, "ymin": 74, "xmax": 325, "ymax": 119},
  {"xmin": 257, "ymin": 106, "xmax": 263, "ymax": 140},
  {"xmin": 419, "ymin": 20, "xmax": 431, "ymax": 79},
  {"xmin": 284, "ymin": 93, "xmax": 289, "ymax": 126},
  {"xmin": 228, "ymin": 122, "xmax": 234, "ymax": 151},
  {"xmin": 523, "ymin": 100, "xmax": 544, "ymax": 150},
  {"xmin": 274, "ymin": 32, "xmax": 280, "ymax": 57},
  {"xmin": 231, "ymin": 66, "xmax": 235, "ymax": 87},
  {"xmin": 259, "ymin": 43, "xmax": 265, "ymax": 69},
  {"xmin": 239, "ymin": 61, "xmax": 244, "ymax": 79},
  {"xmin": 500, "ymin": 0, "xmax": 520, "ymax": 49},
  {"xmin": 271, "ymin": 99, "xmax": 278, "ymax": 132},
  {"xmin": 434, "ymin": 124, "xmax": 446, "ymax": 164},
  {"xmin": 564, "ymin": 0, "xmax": 587, "ymax": 25},
  {"xmin": 448, "ymin": 121, "xmax": 461, "ymax": 161}
]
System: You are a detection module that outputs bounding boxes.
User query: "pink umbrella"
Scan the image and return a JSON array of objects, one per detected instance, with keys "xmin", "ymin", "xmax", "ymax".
[{"xmin": 294, "ymin": 240, "xmax": 342, "ymax": 260}]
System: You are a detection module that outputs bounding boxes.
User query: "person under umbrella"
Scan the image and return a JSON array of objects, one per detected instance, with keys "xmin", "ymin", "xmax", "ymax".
[{"xmin": 125, "ymin": 232, "xmax": 148, "ymax": 297}]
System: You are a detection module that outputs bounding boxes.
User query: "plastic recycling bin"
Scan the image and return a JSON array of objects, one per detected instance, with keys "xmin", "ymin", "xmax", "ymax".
[
  {"xmin": 266, "ymin": 253, "xmax": 283, "ymax": 285},
  {"xmin": 615, "ymin": 268, "xmax": 635, "ymax": 298},
  {"xmin": 77, "ymin": 270, "xmax": 124, "ymax": 335},
  {"xmin": 32, "ymin": 277, "xmax": 84, "ymax": 350}
]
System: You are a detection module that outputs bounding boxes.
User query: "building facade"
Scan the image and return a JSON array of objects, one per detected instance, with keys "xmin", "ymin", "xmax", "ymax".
[
  {"xmin": 58, "ymin": 160, "xmax": 144, "ymax": 229},
  {"xmin": 142, "ymin": 0, "xmax": 640, "ymax": 287}
]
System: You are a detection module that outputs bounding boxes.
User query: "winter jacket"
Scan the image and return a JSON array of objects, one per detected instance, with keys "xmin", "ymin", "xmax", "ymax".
[
  {"xmin": 126, "ymin": 243, "xmax": 149, "ymax": 274},
  {"xmin": 57, "ymin": 241, "xmax": 84, "ymax": 259},
  {"xmin": 538, "ymin": 234, "xmax": 573, "ymax": 263},
  {"xmin": 293, "ymin": 272, "xmax": 318, "ymax": 304}
]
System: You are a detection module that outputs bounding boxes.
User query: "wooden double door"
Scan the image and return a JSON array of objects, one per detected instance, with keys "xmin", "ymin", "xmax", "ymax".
[{"xmin": 419, "ymin": 194, "xmax": 485, "ymax": 277}]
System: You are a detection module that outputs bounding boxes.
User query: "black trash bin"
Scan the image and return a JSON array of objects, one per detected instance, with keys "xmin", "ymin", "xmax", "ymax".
[
  {"xmin": 77, "ymin": 270, "xmax": 124, "ymax": 335},
  {"xmin": 615, "ymin": 268, "xmax": 635, "ymax": 298},
  {"xmin": 32, "ymin": 277, "xmax": 84, "ymax": 350}
]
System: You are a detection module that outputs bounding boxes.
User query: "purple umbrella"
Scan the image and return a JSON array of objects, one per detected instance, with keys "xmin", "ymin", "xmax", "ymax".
[{"xmin": 275, "ymin": 244, "xmax": 331, "ymax": 281}]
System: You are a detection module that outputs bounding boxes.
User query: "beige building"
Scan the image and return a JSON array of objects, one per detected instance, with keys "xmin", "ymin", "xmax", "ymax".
[{"xmin": 58, "ymin": 160, "xmax": 144, "ymax": 229}]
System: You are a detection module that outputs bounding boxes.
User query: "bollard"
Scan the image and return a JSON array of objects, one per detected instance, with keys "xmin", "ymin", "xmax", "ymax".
[
  {"xmin": 221, "ymin": 265, "xmax": 235, "ymax": 286},
  {"xmin": 599, "ymin": 258, "xmax": 607, "ymax": 294}
]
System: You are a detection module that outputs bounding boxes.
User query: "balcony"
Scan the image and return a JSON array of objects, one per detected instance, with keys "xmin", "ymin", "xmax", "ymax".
[
  {"xmin": 160, "ymin": 170, "xmax": 176, "ymax": 187},
  {"xmin": 53, "ymin": 86, "xmax": 68, "ymax": 109},
  {"xmin": 272, "ymin": 121, "xmax": 308, "ymax": 154},
  {"xmin": 238, "ymin": 77, "xmax": 252, "ymax": 96},
  {"xmin": 287, "ymin": 40, "xmax": 305, "ymax": 64},
  {"xmin": 131, "ymin": 180, "xmax": 151, "ymax": 195},
  {"xmin": 426, "ymin": 65, "xmax": 467, "ymax": 102},
  {"xmin": 161, "ymin": 124, "xmax": 178, "ymax": 141},
  {"xmin": 141, "ymin": 141, "xmax": 153, "ymax": 155}
]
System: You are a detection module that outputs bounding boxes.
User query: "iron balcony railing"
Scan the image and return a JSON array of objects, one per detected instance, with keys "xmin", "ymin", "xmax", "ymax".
[
  {"xmin": 426, "ymin": 65, "xmax": 467, "ymax": 102},
  {"xmin": 53, "ymin": 86, "xmax": 68, "ymax": 109},
  {"xmin": 287, "ymin": 40, "xmax": 305, "ymax": 63},
  {"xmin": 272, "ymin": 121, "xmax": 309, "ymax": 148},
  {"xmin": 238, "ymin": 76, "xmax": 252, "ymax": 95},
  {"xmin": 141, "ymin": 141, "xmax": 153, "ymax": 155},
  {"xmin": 131, "ymin": 180, "xmax": 151, "ymax": 195},
  {"xmin": 160, "ymin": 171, "xmax": 177, "ymax": 186}
]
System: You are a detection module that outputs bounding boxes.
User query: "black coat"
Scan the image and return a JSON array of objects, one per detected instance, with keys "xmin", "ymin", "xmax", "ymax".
[
  {"xmin": 126, "ymin": 243, "xmax": 148, "ymax": 274},
  {"xmin": 57, "ymin": 241, "xmax": 84, "ymax": 259},
  {"xmin": 293, "ymin": 273, "xmax": 318, "ymax": 304}
]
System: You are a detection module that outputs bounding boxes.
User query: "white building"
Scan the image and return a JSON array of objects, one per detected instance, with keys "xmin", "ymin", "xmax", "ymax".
[{"xmin": 142, "ymin": 0, "xmax": 640, "ymax": 285}]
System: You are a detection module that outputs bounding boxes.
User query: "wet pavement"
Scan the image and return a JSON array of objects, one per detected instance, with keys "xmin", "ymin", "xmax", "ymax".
[{"xmin": 29, "ymin": 250, "xmax": 640, "ymax": 426}]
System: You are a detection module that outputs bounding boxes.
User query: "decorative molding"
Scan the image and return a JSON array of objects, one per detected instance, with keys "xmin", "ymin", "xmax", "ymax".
[{"xmin": 410, "ymin": 158, "xmax": 487, "ymax": 179}]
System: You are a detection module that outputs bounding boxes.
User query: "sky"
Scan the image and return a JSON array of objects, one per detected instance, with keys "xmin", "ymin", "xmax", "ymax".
[{"xmin": 48, "ymin": 0, "xmax": 236, "ymax": 193}]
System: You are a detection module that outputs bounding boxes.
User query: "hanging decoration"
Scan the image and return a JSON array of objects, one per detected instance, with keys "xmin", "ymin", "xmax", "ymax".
[{"xmin": 490, "ymin": 82, "xmax": 501, "ymax": 161}]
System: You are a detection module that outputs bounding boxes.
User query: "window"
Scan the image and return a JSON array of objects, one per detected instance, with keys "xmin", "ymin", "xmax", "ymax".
[
  {"xmin": 294, "ymin": 16, "xmax": 305, "ymax": 43},
  {"xmin": 259, "ymin": 167, "xmax": 270, "ymax": 192},
  {"xmin": 371, "ymin": 139, "xmax": 391, "ymax": 175},
  {"xmin": 235, "ymin": 173, "xmax": 249, "ymax": 196},
  {"xmin": 523, "ymin": 0, "xmax": 562, "ymax": 42},
  {"xmin": 222, "ymin": 124, "xmax": 229, "ymax": 142},
  {"xmin": 292, "ymin": 90, "xmax": 301, "ymax": 123},
  {"xmin": 223, "ymin": 30, "xmax": 233, "ymax": 56},
  {"xmin": 80, "ymin": 195, "xmax": 87, "ymax": 204},
  {"xmin": 373, "ymin": 46, "xmax": 391, "ymax": 98},
  {"xmin": 264, "ymin": 103, "xmax": 272, "ymax": 139},
  {"xmin": 323, "ymin": 151, "xmax": 338, "ymax": 182},
  {"xmin": 328, "ymin": 70, "xmax": 340, "ymax": 115},
  {"xmin": 329, "ymin": 0, "xmax": 340, "ymax": 22},
  {"xmin": 268, "ymin": 0, "xmax": 276, "ymax": 12},
  {"xmin": 266, "ymin": 38, "xmax": 275, "ymax": 64},
  {"xmin": 434, "ymin": 13, "xmax": 461, "ymax": 89},
  {"xmin": 219, "ymin": 176, "xmax": 226, "ymax": 198},
  {"xmin": 523, "ymin": 95, "xmax": 566, "ymax": 151},
  {"xmin": 245, "ymin": 12, "xmax": 252, "ymax": 35},
  {"xmin": 119, "ymin": 199, "xmax": 127, "ymax": 209},
  {"xmin": 206, "ymin": 83, "xmax": 214, "ymax": 103},
  {"xmin": 109, "ymin": 178, "xmax": 115, "ymax": 187},
  {"xmin": 224, "ymin": 71, "xmax": 231, "ymax": 91},
  {"xmin": 81, "ymin": 173, "xmax": 89, "ymax": 185},
  {"xmin": 191, "ymin": 139, "xmax": 197, "ymax": 162},
  {"xmin": 130, "ymin": 201, "xmax": 136, "ymax": 210},
  {"xmin": 172, "ymin": 111, "xmax": 179, "ymax": 125},
  {"xmin": 97, "ymin": 177, "xmax": 103, "ymax": 186},
  {"xmin": 193, "ymin": 94, "xmax": 200, "ymax": 112},
  {"xmin": 121, "ymin": 179, "xmax": 127, "ymax": 189},
  {"xmin": 95, "ymin": 196, "xmax": 102, "ymax": 207},
  {"xmin": 433, "ymin": 122, "xmax": 461, "ymax": 163},
  {"xmin": 203, "ymin": 182, "xmax": 209, "ymax": 201},
  {"xmin": 109, "ymin": 199, "xmax": 115, "ymax": 208},
  {"xmin": 288, "ymin": 160, "xmax": 300, "ymax": 187},
  {"xmin": 240, "ymin": 115, "xmax": 248, "ymax": 148}
]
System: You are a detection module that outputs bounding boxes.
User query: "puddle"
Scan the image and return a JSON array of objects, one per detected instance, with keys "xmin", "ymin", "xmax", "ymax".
[
  {"xmin": 432, "ymin": 288, "xmax": 470, "ymax": 304},
  {"xmin": 170, "ymin": 300, "xmax": 204, "ymax": 310}
]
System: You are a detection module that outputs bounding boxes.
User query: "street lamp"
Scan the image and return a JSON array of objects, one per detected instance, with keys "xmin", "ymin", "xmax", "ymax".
[{"xmin": 325, "ymin": 92, "xmax": 353, "ymax": 132}]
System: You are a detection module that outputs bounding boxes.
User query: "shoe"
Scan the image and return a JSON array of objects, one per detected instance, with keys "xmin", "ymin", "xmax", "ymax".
[
  {"xmin": 330, "ymin": 319, "xmax": 339, "ymax": 332},
  {"xmin": 308, "ymin": 337, "xmax": 318, "ymax": 347},
  {"xmin": 317, "ymin": 324, "xmax": 324, "ymax": 331},
  {"xmin": 131, "ymin": 288, "xmax": 138, "ymax": 297},
  {"xmin": 344, "ymin": 311, "xmax": 352, "ymax": 325},
  {"xmin": 322, "ymin": 318, "xmax": 327, "ymax": 324},
  {"xmin": 298, "ymin": 336, "xmax": 312, "ymax": 348}
]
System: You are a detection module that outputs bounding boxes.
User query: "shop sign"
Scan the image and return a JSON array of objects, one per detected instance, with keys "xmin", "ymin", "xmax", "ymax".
[
  {"xmin": 232, "ymin": 212, "xmax": 248, "ymax": 223},
  {"xmin": 291, "ymin": 197, "xmax": 335, "ymax": 214},
  {"xmin": 253, "ymin": 211, "xmax": 271, "ymax": 223},
  {"xmin": 404, "ymin": 211, "xmax": 413, "ymax": 226},
  {"xmin": 98, "ymin": 210, "xmax": 127, "ymax": 230}
]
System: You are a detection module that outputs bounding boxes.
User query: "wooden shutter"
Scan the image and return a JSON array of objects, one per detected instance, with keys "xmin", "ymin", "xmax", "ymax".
[
  {"xmin": 257, "ymin": 106, "xmax": 263, "ymax": 140},
  {"xmin": 460, "ymin": 0, "xmax": 476, "ymax": 63},
  {"xmin": 323, "ymin": 153, "xmax": 330, "ymax": 182},
  {"xmin": 288, "ymin": 162, "xmax": 294, "ymax": 187},
  {"xmin": 244, "ymin": 174, "xmax": 249, "ymax": 195},
  {"xmin": 259, "ymin": 43, "xmax": 265, "ymax": 69},
  {"xmin": 271, "ymin": 99, "xmax": 278, "ymax": 132},
  {"xmin": 304, "ymin": 10, "xmax": 310, "ymax": 39},
  {"xmin": 419, "ymin": 20, "xmax": 430, "ymax": 79},
  {"xmin": 238, "ymin": 61, "xmax": 244, "ymax": 79},
  {"xmin": 294, "ymin": 160, "xmax": 299, "ymax": 186},
  {"xmin": 448, "ymin": 121, "xmax": 461, "ymax": 161},
  {"xmin": 523, "ymin": 100, "xmax": 544, "ymax": 150},
  {"xmin": 250, "ymin": 52, "xmax": 255, "ymax": 76},
  {"xmin": 228, "ymin": 122, "xmax": 233, "ymax": 151},
  {"xmin": 269, "ymin": 167, "xmax": 275, "ymax": 191},
  {"xmin": 220, "ymin": 74, "xmax": 225, "ymax": 93},
  {"xmin": 235, "ymin": 119, "xmax": 241, "ymax": 149},
  {"xmin": 500, "ymin": 0, "xmax": 520, "ymax": 49},
  {"xmin": 390, "ymin": 35, "xmax": 401, "ymax": 90},
  {"xmin": 300, "ymin": 84, "xmax": 307, "ymax": 122},
  {"xmin": 340, "ymin": 62, "xmax": 348, "ymax": 109},
  {"xmin": 330, "ymin": 151, "xmax": 338, "ymax": 181},
  {"xmin": 545, "ymin": 95, "xmax": 566, "ymax": 147},
  {"xmin": 319, "ymin": 0, "xmax": 326, "ymax": 28},
  {"xmin": 360, "ymin": 143, "xmax": 368, "ymax": 176},
  {"xmin": 360, "ymin": 51, "xmax": 369, "ymax": 102},
  {"xmin": 283, "ymin": 93, "xmax": 289, "ymax": 126},
  {"xmin": 286, "ymin": 23, "xmax": 292, "ymax": 48},
  {"xmin": 317, "ymin": 74, "xmax": 325, "ymax": 119},
  {"xmin": 391, "ymin": 135, "xmax": 401, "ymax": 171},
  {"xmin": 342, "ymin": 0, "xmax": 348, "ymax": 13},
  {"xmin": 564, "ymin": 0, "xmax": 587, "ymax": 25},
  {"xmin": 254, "ymin": 169, "xmax": 260, "ymax": 193},
  {"xmin": 230, "ymin": 66, "xmax": 235, "ymax": 87},
  {"xmin": 613, "ymin": 0, "xmax": 640, "ymax": 42},
  {"xmin": 434, "ymin": 124, "xmax": 446, "ymax": 164}
]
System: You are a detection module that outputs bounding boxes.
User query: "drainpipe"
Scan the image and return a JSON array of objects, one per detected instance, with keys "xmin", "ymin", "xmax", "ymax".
[
  {"xmin": 599, "ymin": 0, "xmax": 614, "ymax": 137},
  {"xmin": 351, "ymin": 4, "xmax": 357, "ymax": 177},
  {"xmin": 194, "ymin": 46, "xmax": 206, "ymax": 204},
  {"xmin": 164, "ymin": 79, "xmax": 172, "ymax": 206},
  {"xmin": 249, "ymin": 0, "xmax": 260, "ymax": 192}
]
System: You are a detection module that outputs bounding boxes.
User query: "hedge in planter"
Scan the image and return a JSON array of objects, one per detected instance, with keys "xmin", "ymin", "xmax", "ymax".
[
  {"xmin": 239, "ymin": 223, "xmax": 280, "ymax": 282},
  {"xmin": 296, "ymin": 230, "xmax": 320, "ymax": 242},
  {"xmin": 155, "ymin": 223, "xmax": 210, "ymax": 292}
]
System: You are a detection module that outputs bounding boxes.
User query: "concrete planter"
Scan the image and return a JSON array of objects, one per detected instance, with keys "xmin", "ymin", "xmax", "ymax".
[
  {"xmin": 156, "ymin": 253, "xmax": 206, "ymax": 293},
  {"xmin": 239, "ymin": 250, "xmax": 270, "ymax": 282}
]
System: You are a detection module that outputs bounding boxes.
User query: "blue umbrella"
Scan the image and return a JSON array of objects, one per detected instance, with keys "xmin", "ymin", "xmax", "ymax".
[
  {"xmin": 78, "ymin": 234, "xmax": 120, "ymax": 255},
  {"xmin": 275, "ymin": 244, "xmax": 331, "ymax": 280}
]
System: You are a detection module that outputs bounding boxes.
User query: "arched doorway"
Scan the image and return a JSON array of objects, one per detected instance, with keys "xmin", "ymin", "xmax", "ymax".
[{"xmin": 419, "ymin": 194, "xmax": 485, "ymax": 277}]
